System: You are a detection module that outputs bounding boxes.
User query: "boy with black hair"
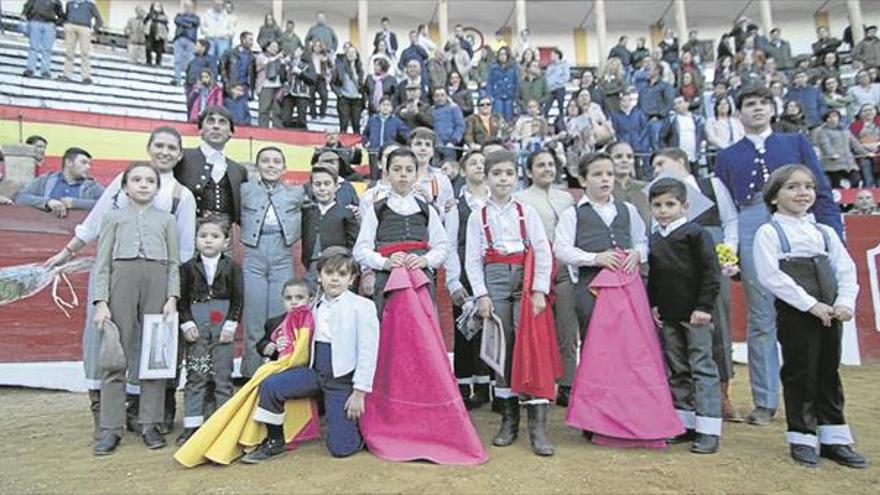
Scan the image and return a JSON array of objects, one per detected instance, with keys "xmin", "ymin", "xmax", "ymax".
[
  {"xmin": 647, "ymin": 178, "xmax": 723, "ymax": 454},
  {"xmin": 302, "ymin": 166, "xmax": 359, "ymax": 290}
]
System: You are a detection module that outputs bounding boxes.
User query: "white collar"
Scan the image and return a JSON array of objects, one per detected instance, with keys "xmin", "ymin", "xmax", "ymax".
[
  {"xmin": 772, "ymin": 212, "xmax": 816, "ymax": 225},
  {"xmin": 201, "ymin": 252, "xmax": 222, "ymax": 265},
  {"xmin": 576, "ymin": 193, "xmax": 613, "ymax": 208},
  {"xmin": 319, "ymin": 291, "xmax": 347, "ymax": 306},
  {"xmin": 200, "ymin": 141, "xmax": 227, "ymax": 163},
  {"xmin": 487, "ymin": 197, "xmax": 516, "ymax": 210},
  {"xmin": 745, "ymin": 127, "xmax": 773, "ymax": 151},
  {"xmin": 653, "ymin": 216, "xmax": 688, "ymax": 237},
  {"xmin": 317, "ymin": 201, "xmax": 336, "ymax": 214}
]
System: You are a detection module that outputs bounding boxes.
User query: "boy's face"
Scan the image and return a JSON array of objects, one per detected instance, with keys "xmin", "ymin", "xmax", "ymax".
[
  {"xmin": 319, "ymin": 265, "xmax": 356, "ymax": 299},
  {"xmin": 196, "ymin": 222, "xmax": 228, "ymax": 258},
  {"xmin": 440, "ymin": 161, "xmax": 459, "ymax": 179},
  {"xmin": 485, "ymin": 161, "xmax": 517, "ymax": 200},
  {"xmin": 652, "ymin": 155, "xmax": 688, "ymax": 178},
  {"xmin": 379, "ymin": 100, "xmax": 393, "ymax": 116},
  {"xmin": 410, "ymin": 138, "xmax": 434, "ymax": 166},
  {"xmin": 311, "ymin": 171, "xmax": 338, "ymax": 204},
  {"xmin": 673, "ymin": 97, "xmax": 688, "ymax": 113},
  {"xmin": 463, "ymin": 154, "xmax": 485, "ymax": 183},
  {"xmin": 231, "ymin": 85, "xmax": 245, "ymax": 98},
  {"xmin": 578, "ymin": 159, "xmax": 614, "ymax": 202},
  {"xmin": 387, "ymin": 156, "xmax": 417, "ymax": 195},
  {"xmin": 282, "ymin": 284, "xmax": 310, "ymax": 311},
  {"xmin": 854, "ymin": 190, "xmax": 876, "ymax": 211},
  {"xmin": 774, "ymin": 170, "xmax": 816, "ymax": 217},
  {"xmin": 650, "ymin": 192, "xmax": 688, "ymax": 227},
  {"xmin": 257, "ymin": 149, "xmax": 285, "ymax": 182}
]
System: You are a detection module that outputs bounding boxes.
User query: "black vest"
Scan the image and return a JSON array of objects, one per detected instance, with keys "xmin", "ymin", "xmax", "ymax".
[
  {"xmin": 574, "ymin": 201, "xmax": 631, "ymax": 279},
  {"xmin": 374, "ymin": 198, "xmax": 430, "ymax": 255},
  {"xmin": 196, "ymin": 174, "xmax": 234, "ymax": 220},
  {"xmin": 770, "ymin": 220, "xmax": 838, "ymax": 307},
  {"xmin": 693, "ymin": 177, "xmax": 721, "ymax": 228}
]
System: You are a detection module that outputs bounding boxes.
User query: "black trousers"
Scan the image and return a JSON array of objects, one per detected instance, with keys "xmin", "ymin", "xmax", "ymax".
[
  {"xmin": 146, "ymin": 38, "xmax": 164, "ymax": 65},
  {"xmin": 453, "ymin": 301, "xmax": 491, "ymax": 385},
  {"xmin": 776, "ymin": 301, "xmax": 846, "ymax": 438},
  {"xmin": 310, "ymin": 77, "xmax": 328, "ymax": 119},
  {"xmin": 337, "ymin": 96, "xmax": 363, "ymax": 134},
  {"xmin": 281, "ymin": 95, "xmax": 309, "ymax": 129}
]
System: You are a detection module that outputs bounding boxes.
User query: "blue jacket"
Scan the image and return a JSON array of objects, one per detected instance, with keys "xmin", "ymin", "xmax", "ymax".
[
  {"xmin": 363, "ymin": 114, "xmax": 409, "ymax": 150},
  {"xmin": 16, "ymin": 171, "xmax": 104, "ymax": 210},
  {"xmin": 714, "ymin": 133, "xmax": 842, "ymax": 236},
  {"xmin": 65, "ymin": 0, "xmax": 102, "ymax": 28},
  {"xmin": 398, "ymin": 44, "xmax": 428, "ymax": 71},
  {"xmin": 488, "ymin": 63, "xmax": 518, "ymax": 101},
  {"xmin": 223, "ymin": 95, "xmax": 251, "ymax": 126},
  {"xmin": 185, "ymin": 53, "xmax": 220, "ymax": 86},
  {"xmin": 173, "ymin": 12, "xmax": 199, "ymax": 42},
  {"xmin": 432, "ymin": 103, "xmax": 465, "ymax": 144},
  {"xmin": 785, "ymin": 86, "xmax": 827, "ymax": 128},
  {"xmin": 660, "ymin": 112, "xmax": 706, "ymax": 153},
  {"xmin": 610, "ymin": 108, "xmax": 650, "ymax": 152},
  {"xmin": 544, "ymin": 60, "xmax": 570, "ymax": 91},
  {"xmin": 638, "ymin": 79, "xmax": 676, "ymax": 117}
]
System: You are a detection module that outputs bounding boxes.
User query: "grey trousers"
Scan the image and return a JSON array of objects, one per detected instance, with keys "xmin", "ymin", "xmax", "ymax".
[
  {"xmin": 553, "ymin": 268, "xmax": 580, "ymax": 388},
  {"xmin": 704, "ymin": 225, "xmax": 734, "ymax": 381},
  {"xmin": 183, "ymin": 299, "xmax": 234, "ymax": 428},
  {"xmin": 661, "ymin": 320, "xmax": 722, "ymax": 436},
  {"xmin": 242, "ymin": 231, "xmax": 293, "ymax": 378},
  {"xmin": 484, "ymin": 263, "xmax": 524, "ymax": 391},
  {"xmin": 258, "ymin": 87, "xmax": 282, "ymax": 128},
  {"xmin": 100, "ymin": 259, "xmax": 168, "ymax": 432}
]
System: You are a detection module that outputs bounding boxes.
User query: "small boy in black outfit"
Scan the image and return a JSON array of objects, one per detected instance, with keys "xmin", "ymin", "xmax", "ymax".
[
  {"xmin": 177, "ymin": 217, "xmax": 244, "ymax": 444},
  {"xmin": 301, "ymin": 166, "xmax": 359, "ymax": 291},
  {"xmin": 647, "ymin": 178, "xmax": 722, "ymax": 454},
  {"xmin": 256, "ymin": 278, "xmax": 312, "ymax": 361}
]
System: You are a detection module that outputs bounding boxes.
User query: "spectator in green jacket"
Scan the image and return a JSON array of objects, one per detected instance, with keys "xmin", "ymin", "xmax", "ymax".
[{"xmin": 518, "ymin": 60, "xmax": 549, "ymax": 116}]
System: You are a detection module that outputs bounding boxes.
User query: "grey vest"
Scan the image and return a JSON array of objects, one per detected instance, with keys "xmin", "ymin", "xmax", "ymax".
[
  {"xmin": 239, "ymin": 181, "xmax": 305, "ymax": 247},
  {"xmin": 575, "ymin": 201, "xmax": 631, "ymax": 279}
]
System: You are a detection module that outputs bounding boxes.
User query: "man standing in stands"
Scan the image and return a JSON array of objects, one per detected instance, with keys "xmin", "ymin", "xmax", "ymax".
[
  {"xmin": 812, "ymin": 26, "xmax": 842, "ymax": 61},
  {"xmin": 373, "ymin": 17, "xmax": 398, "ymax": 57},
  {"xmin": 279, "ymin": 20, "xmax": 302, "ymax": 56},
  {"xmin": 714, "ymin": 86, "xmax": 842, "ymax": 427},
  {"xmin": 853, "ymin": 25, "xmax": 880, "ymax": 69},
  {"xmin": 201, "ymin": 0, "xmax": 232, "ymax": 60},
  {"xmin": 124, "ymin": 5, "xmax": 147, "ymax": 64},
  {"xmin": 763, "ymin": 28, "xmax": 793, "ymax": 72},
  {"xmin": 305, "ymin": 12, "xmax": 338, "ymax": 56},
  {"xmin": 221, "ymin": 32, "xmax": 256, "ymax": 98},
  {"xmin": 59, "ymin": 0, "xmax": 103, "ymax": 84},
  {"xmin": 175, "ymin": 106, "xmax": 247, "ymax": 227},
  {"xmin": 22, "ymin": 0, "xmax": 64, "ymax": 79},
  {"xmin": 171, "ymin": 0, "xmax": 199, "ymax": 86}
]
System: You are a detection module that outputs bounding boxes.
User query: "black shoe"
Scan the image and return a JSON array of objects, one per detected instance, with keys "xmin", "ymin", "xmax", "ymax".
[
  {"xmin": 690, "ymin": 433, "xmax": 719, "ymax": 454},
  {"xmin": 555, "ymin": 386, "xmax": 570, "ymax": 407},
  {"xmin": 94, "ymin": 431, "xmax": 121, "ymax": 456},
  {"xmin": 125, "ymin": 394, "xmax": 139, "ymax": 433},
  {"xmin": 790, "ymin": 444, "xmax": 820, "ymax": 468},
  {"xmin": 141, "ymin": 425, "xmax": 166, "ymax": 449},
  {"xmin": 527, "ymin": 404, "xmax": 555, "ymax": 456},
  {"xmin": 82, "ymin": 77, "xmax": 93, "ymax": 85},
  {"xmin": 582, "ymin": 430, "xmax": 593, "ymax": 441},
  {"xmin": 668, "ymin": 429, "xmax": 696, "ymax": 444},
  {"xmin": 491, "ymin": 396, "xmax": 503, "ymax": 414},
  {"xmin": 471, "ymin": 383, "xmax": 491, "ymax": 409},
  {"xmin": 492, "ymin": 398, "xmax": 520, "ymax": 447},
  {"xmin": 820, "ymin": 444, "xmax": 868, "ymax": 469},
  {"xmin": 41, "ymin": 71, "xmax": 51, "ymax": 79},
  {"xmin": 176, "ymin": 427, "xmax": 198, "ymax": 446},
  {"xmin": 57, "ymin": 75, "xmax": 70, "ymax": 82},
  {"xmin": 23, "ymin": 69, "xmax": 34, "ymax": 77},
  {"xmin": 170, "ymin": 79, "xmax": 180, "ymax": 86},
  {"xmin": 241, "ymin": 437, "xmax": 286, "ymax": 464},
  {"xmin": 745, "ymin": 407, "xmax": 775, "ymax": 426}
]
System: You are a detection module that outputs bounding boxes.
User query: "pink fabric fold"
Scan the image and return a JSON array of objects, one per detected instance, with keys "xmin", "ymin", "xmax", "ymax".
[
  {"xmin": 361, "ymin": 268, "xmax": 488, "ymax": 465},
  {"xmin": 566, "ymin": 267, "xmax": 684, "ymax": 448}
]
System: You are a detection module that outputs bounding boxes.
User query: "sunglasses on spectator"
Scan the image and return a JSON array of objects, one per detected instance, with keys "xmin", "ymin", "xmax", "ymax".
[{"xmin": 478, "ymin": 102, "xmax": 491, "ymax": 107}]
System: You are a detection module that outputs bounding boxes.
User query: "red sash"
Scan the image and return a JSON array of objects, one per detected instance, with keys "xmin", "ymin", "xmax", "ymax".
[
  {"xmin": 376, "ymin": 240, "xmax": 429, "ymax": 258},
  {"xmin": 481, "ymin": 201, "xmax": 528, "ymax": 265}
]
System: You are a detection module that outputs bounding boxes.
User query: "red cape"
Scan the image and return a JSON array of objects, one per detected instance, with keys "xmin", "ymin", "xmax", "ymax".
[
  {"xmin": 565, "ymin": 267, "xmax": 684, "ymax": 448},
  {"xmin": 360, "ymin": 268, "xmax": 487, "ymax": 465},
  {"xmin": 511, "ymin": 248, "xmax": 563, "ymax": 400}
]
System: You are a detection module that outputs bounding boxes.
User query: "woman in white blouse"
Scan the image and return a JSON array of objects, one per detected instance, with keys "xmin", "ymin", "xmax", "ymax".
[
  {"xmin": 43, "ymin": 126, "xmax": 196, "ymax": 435},
  {"xmin": 705, "ymin": 98, "xmax": 745, "ymax": 151}
]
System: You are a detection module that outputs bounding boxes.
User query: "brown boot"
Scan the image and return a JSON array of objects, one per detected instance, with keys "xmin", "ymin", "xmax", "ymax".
[
  {"xmin": 88, "ymin": 390, "xmax": 101, "ymax": 441},
  {"xmin": 720, "ymin": 381, "xmax": 743, "ymax": 423}
]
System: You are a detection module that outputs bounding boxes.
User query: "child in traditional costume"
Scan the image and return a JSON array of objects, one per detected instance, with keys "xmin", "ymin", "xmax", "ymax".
[
  {"xmin": 465, "ymin": 150, "xmax": 559, "ymax": 456},
  {"xmin": 410, "ymin": 127, "xmax": 455, "ymax": 220},
  {"xmin": 92, "ymin": 162, "xmax": 180, "ymax": 455},
  {"xmin": 355, "ymin": 147, "xmax": 486, "ymax": 465},
  {"xmin": 555, "ymin": 152, "xmax": 682, "ymax": 447},
  {"xmin": 647, "ymin": 178, "xmax": 723, "ymax": 454},
  {"xmin": 176, "ymin": 217, "xmax": 243, "ymax": 445},
  {"xmin": 755, "ymin": 165, "xmax": 866, "ymax": 469}
]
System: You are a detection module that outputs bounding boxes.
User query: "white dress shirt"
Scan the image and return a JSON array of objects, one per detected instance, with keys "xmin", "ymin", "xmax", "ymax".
[
  {"xmin": 358, "ymin": 181, "xmax": 391, "ymax": 217},
  {"xmin": 554, "ymin": 195, "xmax": 649, "ymax": 283},
  {"xmin": 415, "ymin": 168, "xmax": 454, "ymax": 222},
  {"xmin": 744, "ymin": 127, "xmax": 773, "ymax": 154},
  {"xmin": 653, "ymin": 216, "xmax": 688, "ymax": 237},
  {"xmin": 444, "ymin": 187, "xmax": 488, "ymax": 294},
  {"xmin": 464, "ymin": 198, "xmax": 552, "ymax": 298},
  {"xmin": 676, "ymin": 113, "xmax": 698, "ymax": 161},
  {"xmin": 754, "ymin": 213, "xmax": 858, "ymax": 312},
  {"xmin": 313, "ymin": 293, "xmax": 340, "ymax": 343},
  {"xmin": 200, "ymin": 141, "xmax": 228, "ymax": 184},
  {"xmin": 352, "ymin": 190, "xmax": 450, "ymax": 271},
  {"xmin": 201, "ymin": 253, "xmax": 221, "ymax": 285}
]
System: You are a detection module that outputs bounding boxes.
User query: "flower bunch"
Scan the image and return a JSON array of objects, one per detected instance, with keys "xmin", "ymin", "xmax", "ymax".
[{"xmin": 715, "ymin": 244, "xmax": 740, "ymax": 277}]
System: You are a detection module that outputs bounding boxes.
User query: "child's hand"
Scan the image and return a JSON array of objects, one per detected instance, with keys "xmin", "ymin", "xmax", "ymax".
[
  {"xmin": 384, "ymin": 252, "xmax": 407, "ymax": 269},
  {"xmin": 162, "ymin": 298, "xmax": 177, "ymax": 322},
  {"xmin": 263, "ymin": 342, "xmax": 277, "ymax": 356},
  {"xmin": 451, "ymin": 288, "xmax": 468, "ymax": 307},
  {"xmin": 531, "ymin": 291, "xmax": 547, "ymax": 315},
  {"xmin": 359, "ymin": 270, "xmax": 375, "ymax": 296},
  {"xmin": 93, "ymin": 301, "xmax": 111, "ymax": 327},
  {"xmin": 404, "ymin": 254, "xmax": 428, "ymax": 270},
  {"xmin": 218, "ymin": 329, "xmax": 235, "ymax": 344},
  {"xmin": 809, "ymin": 302, "xmax": 835, "ymax": 327},
  {"xmin": 276, "ymin": 334, "xmax": 290, "ymax": 350},
  {"xmin": 621, "ymin": 249, "xmax": 640, "ymax": 273},
  {"xmin": 344, "ymin": 389, "xmax": 366, "ymax": 420},
  {"xmin": 477, "ymin": 295, "xmax": 494, "ymax": 319},
  {"xmin": 689, "ymin": 310, "xmax": 712, "ymax": 326},
  {"xmin": 347, "ymin": 204, "xmax": 362, "ymax": 222},
  {"xmin": 183, "ymin": 326, "xmax": 199, "ymax": 342},
  {"xmin": 651, "ymin": 306, "xmax": 663, "ymax": 328},
  {"xmin": 833, "ymin": 305, "xmax": 854, "ymax": 322},
  {"xmin": 595, "ymin": 250, "xmax": 621, "ymax": 270}
]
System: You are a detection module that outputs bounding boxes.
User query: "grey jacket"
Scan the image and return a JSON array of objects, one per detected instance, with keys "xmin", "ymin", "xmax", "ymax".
[
  {"xmin": 811, "ymin": 124, "xmax": 871, "ymax": 173},
  {"xmin": 239, "ymin": 180, "xmax": 306, "ymax": 247},
  {"xmin": 92, "ymin": 205, "xmax": 180, "ymax": 303},
  {"xmin": 16, "ymin": 171, "xmax": 104, "ymax": 210}
]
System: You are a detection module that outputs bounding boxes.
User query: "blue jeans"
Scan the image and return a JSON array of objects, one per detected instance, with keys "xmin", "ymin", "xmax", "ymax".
[
  {"xmin": 27, "ymin": 20, "xmax": 56, "ymax": 74},
  {"xmin": 173, "ymin": 37, "xmax": 195, "ymax": 83},
  {"xmin": 647, "ymin": 118, "xmax": 664, "ymax": 152},
  {"xmin": 257, "ymin": 343, "xmax": 363, "ymax": 457},
  {"xmin": 738, "ymin": 199, "xmax": 780, "ymax": 411},
  {"xmin": 493, "ymin": 98, "xmax": 514, "ymax": 121},
  {"xmin": 208, "ymin": 37, "xmax": 231, "ymax": 59}
]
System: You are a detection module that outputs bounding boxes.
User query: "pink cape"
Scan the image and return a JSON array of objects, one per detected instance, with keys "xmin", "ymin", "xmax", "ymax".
[
  {"xmin": 565, "ymin": 268, "xmax": 684, "ymax": 448},
  {"xmin": 360, "ymin": 268, "xmax": 488, "ymax": 465}
]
